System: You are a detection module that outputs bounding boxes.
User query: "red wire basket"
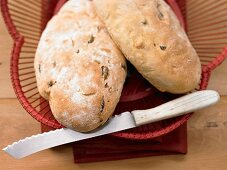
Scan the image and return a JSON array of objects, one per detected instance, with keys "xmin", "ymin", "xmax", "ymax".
[{"xmin": 1, "ymin": 0, "xmax": 227, "ymax": 140}]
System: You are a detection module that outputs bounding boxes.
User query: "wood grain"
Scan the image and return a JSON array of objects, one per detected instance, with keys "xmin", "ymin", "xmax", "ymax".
[
  {"xmin": 0, "ymin": 17, "xmax": 14, "ymax": 98},
  {"xmin": 208, "ymin": 59, "xmax": 227, "ymax": 95}
]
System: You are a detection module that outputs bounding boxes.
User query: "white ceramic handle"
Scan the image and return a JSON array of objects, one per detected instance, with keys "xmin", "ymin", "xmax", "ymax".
[{"xmin": 132, "ymin": 90, "xmax": 220, "ymax": 126}]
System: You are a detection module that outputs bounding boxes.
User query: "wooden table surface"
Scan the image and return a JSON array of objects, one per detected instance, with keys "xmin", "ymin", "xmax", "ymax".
[{"xmin": 1, "ymin": 14, "xmax": 227, "ymax": 170}]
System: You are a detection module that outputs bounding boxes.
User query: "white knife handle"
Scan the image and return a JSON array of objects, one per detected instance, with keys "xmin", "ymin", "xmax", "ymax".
[{"xmin": 132, "ymin": 90, "xmax": 220, "ymax": 126}]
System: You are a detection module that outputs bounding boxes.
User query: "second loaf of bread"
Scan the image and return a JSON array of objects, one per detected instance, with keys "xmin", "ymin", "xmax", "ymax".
[{"xmin": 94, "ymin": 0, "xmax": 201, "ymax": 94}]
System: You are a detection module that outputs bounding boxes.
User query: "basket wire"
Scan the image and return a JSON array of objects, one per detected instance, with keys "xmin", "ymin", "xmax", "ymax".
[{"xmin": 1, "ymin": 0, "xmax": 227, "ymax": 139}]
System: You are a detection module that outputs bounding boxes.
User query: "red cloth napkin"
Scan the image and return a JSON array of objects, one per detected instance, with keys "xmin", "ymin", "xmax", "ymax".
[{"xmin": 72, "ymin": 123, "xmax": 187, "ymax": 163}]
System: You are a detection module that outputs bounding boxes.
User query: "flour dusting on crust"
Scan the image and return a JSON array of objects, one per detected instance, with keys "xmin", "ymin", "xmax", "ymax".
[{"xmin": 34, "ymin": 0, "xmax": 126, "ymax": 132}]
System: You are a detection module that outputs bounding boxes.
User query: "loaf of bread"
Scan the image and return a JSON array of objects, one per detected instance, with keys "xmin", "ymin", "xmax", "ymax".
[
  {"xmin": 34, "ymin": 0, "xmax": 126, "ymax": 132},
  {"xmin": 94, "ymin": 0, "xmax": 201, "ymax": 94}
]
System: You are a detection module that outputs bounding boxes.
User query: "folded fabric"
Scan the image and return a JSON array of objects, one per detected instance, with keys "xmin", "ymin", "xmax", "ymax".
[{"xmin": 72, "ymin": 123, "xmax": 187, "ymax": 163}]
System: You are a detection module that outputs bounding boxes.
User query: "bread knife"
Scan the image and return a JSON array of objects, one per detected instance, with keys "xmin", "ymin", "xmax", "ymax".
[{"xmin": 3, "ymin": 90, "xmax": 219, "ymax": 159}]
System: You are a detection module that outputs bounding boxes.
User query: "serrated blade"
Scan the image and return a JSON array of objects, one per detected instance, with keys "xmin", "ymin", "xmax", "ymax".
[{"xmin": 3, "ymin": 112, "xmax": 135, "ymax": 159}]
